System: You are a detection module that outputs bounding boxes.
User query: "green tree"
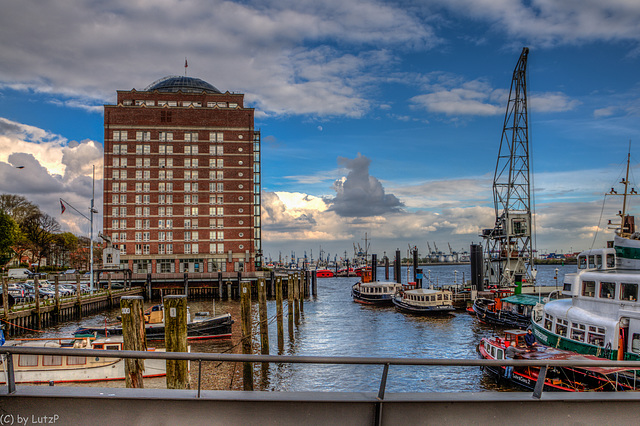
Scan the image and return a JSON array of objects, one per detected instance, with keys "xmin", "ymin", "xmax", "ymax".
[{"xmin": 0, "ymin": 211, "xmax": 19, "ymax": 266}]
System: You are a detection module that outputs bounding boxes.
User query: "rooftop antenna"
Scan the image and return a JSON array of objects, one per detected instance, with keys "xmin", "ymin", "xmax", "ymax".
[{"xmin": 184, "ymin": 57, "xmax": 188, "ymax": 76}]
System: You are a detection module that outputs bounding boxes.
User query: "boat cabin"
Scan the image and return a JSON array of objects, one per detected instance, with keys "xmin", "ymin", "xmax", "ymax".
[{"xmin": 481, "ymin": 330, "xmax": 527, "ymax": 360}]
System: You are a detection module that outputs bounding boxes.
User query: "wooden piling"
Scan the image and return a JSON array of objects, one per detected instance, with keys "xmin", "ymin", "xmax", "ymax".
[
  {"xmin": 75, "ymin": 274, "xmax": 82, "ymax": 319},
  {"xmin": 2, "ymin": 276, "xmax": 9, "ymax": 320},
  {"xmin": 299, "ymin": 272, "xmax": 304, "ymax": 313},
  {"xmin": 120, "ymin": 296, "xmax": 146, "ymax": 388},
  {"xmin": 240, "ymin": 281, "xmax": 253, "ymax": 391},
  {"xmin": 164, "ymin": 295, "xmax": 189, "ymax": 389},
  {"xmin": 287, "ymin": 274, "xmax": 294, "ymax": 340},
  {"xmin": 53, "ymin": 275, "xmax": 60, "ymax": 322},
  {"xmin": 275, "ymin": 276, "xmax": 284, "ymax": 352},
  {"xmin": 294, "ymin": 273, "xmax": 300, "ymax": 325},
  {"xmin": 258, "ymin": 278, "xmax": 269, "ymax": 379},
  {"xmin": 34, "ymin": 276, "xmax": 41, "ymax": 330}
]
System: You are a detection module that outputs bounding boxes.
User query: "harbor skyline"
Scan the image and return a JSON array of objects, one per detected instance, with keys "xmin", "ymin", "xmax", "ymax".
[{"xmin": 1, "ymin": 1, "xmax": 640, "ymax": 259}]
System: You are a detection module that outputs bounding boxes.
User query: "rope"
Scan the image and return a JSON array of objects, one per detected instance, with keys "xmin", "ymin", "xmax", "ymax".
[{"xmin": 0, "ymin": 317, "xmax": 44, "ymax": 333}]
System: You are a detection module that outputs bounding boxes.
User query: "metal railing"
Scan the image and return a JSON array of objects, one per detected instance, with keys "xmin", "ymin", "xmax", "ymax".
[{"xmin": 2, "ymin": 345, "xmax": 640, "ymax": 398}]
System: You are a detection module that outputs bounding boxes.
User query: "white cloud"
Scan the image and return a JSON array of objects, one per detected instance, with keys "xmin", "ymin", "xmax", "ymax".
[{"xmin": 0, "ymin": 117, "xmax": 103, "ymax": 236}]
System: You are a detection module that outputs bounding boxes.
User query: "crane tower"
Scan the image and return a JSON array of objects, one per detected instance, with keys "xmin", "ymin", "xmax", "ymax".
[{"xmin": 481, "ymin": 47, "xmax": 535, "ymax": 289}]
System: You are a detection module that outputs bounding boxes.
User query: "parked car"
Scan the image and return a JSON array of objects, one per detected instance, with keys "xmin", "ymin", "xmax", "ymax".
[{"xmin": 8, "ymin": 268, "xmax": 30, "ymax": 279}]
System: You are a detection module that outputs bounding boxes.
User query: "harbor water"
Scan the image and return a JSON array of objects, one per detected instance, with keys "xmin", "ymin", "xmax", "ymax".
[{"xmin": 31, "ymin": 263, "xmax": 575, "ymax": 392}]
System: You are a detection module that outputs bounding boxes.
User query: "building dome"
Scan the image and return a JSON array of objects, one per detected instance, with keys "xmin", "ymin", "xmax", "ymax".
[{"xmin": 144, "ymin": 76, "xmax": 221, "ymax": 94}]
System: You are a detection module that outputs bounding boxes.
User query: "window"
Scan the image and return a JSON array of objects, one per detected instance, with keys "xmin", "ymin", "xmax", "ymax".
[
  {"xmin": 19, "ymin": 354, "xmax": 39, "ymax": 367},
  {"xmin": 582, "ymin": 281, "xmax": 596, "ymax": 297},
  {"xmin": 160, "ymin": 111, "xmax": 172, "ymax": 123},
  {"xmin": 210, "ymin": 132, "xmax": 223, "ymax": 142},
  {"xmin": 632, "ymin": 333, "xmax": 640, "ymax": 354},
  {"xmin": 136, "ymin": 131, "xmax": 150, "ymax": 141},
  {"xmin": 67, "ymin": 356, "xmax": 86, "ymax": 366},
  {"xmin": 621, "ymin": 283, "xmax": 638, "ymax": 301},
  {"xmin": 600, "ymin": 282, "xmax": 615, "ymax": 299}
]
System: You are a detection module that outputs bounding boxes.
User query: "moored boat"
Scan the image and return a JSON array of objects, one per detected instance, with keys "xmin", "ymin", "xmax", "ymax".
[
  {"xmin": 0, "ymin": 336, "xmax": 166, "ymax": 384},
  {"xmin": 352, "ymin": 280, "xmax": 403, "ymax": 306},
  {"xmin": 478, "ymin": 329, "xmax": 638, "ymax": 391},
  {"xmin": 76, "ymin": 305, "xmax": 233, "ymax": 341},
  {"xmin": 392, "ymin": 287, "xmax": 455, "ymax": 315},
  {"xmin": 531, "ymin": 152, "xmax": 640, "ymax": 360},
  {"xmin": 316, "ymin": 269, "xmax": 335, "ymax": 278},
  {"xmin": 473, "ymin": 293, "xmax": 547, "ymax": 329}
]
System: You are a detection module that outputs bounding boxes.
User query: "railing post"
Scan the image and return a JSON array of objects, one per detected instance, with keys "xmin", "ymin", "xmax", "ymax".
[
  {"xmin": 532, "ymin": 365, "xmax": 548, "ymax": 399},
  {"xmin": 376, "ymin": 363, "xmax": 390, "ymax": 426}
]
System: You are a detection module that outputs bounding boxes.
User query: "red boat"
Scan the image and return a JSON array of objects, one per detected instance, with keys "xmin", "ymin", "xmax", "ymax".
[{"xmin": 316, "ymin": 269, "xmax": 334, "ymax": 278}]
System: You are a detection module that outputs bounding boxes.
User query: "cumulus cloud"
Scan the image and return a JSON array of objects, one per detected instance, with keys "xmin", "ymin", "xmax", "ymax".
[
  {"xmin": 0, "ymin": 117, "xmax": 103, "ymax": 236},
  {"xmin": 326, "ymin": 154, "xmax": 404, "ymax": 217}
]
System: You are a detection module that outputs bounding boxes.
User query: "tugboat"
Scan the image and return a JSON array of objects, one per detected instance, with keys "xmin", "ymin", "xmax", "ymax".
[
  {"xmin": 478, "ymin": 329, "xmax": 638, "ymax": 391},
  {"xmin": 392, "ymin": 286, "xmax": 455, "ymax": 315},
  {"xmin": 473, "ymin": 290, "xmax": 548, "ymax": 329}
]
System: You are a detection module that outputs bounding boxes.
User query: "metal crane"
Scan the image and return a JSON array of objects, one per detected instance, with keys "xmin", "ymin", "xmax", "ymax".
[{"xmin": 481, "ymin": 47, "xmax": 536, "ymax": 289}]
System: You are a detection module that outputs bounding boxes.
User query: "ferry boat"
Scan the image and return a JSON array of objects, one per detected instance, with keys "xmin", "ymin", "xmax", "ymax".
[
  {"xmin": 531, "ymin": 152, "xmax": 640, "ymax": 360},
  {"xmin": 473, "ymin": 292, "xmax": 547, "ymax": 329},
  {"xmin": 76, "ymin": 305, "xmax": 233, "ymax": 341},
  {"xmin": 0, "ymin": 336, "xmax": 166, "ymax": 384},
  {"xmin": 478, "ymin": 330, "xmax": 638, "ymax": 391},
  {"xmin": 351, "ymin": 279, "xmax": 403, "ymax": 306},
  {"xmin": 392, "ymin": 287, "xmax": 455, "ymax": 315}
]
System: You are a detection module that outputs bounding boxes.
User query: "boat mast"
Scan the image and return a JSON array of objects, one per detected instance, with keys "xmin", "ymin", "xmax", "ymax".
[
  {"xmin": 608, "ymin": 146, "xmax": 638, "ymax": 238},
  {"xmin": 482, "ymin": 47, "xmax": 535, "ymax": 288}
]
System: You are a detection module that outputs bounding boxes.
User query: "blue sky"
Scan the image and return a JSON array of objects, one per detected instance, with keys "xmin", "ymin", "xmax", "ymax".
[{"xmin": 1, "ymin": 0, "xmax": 640, "ymax": 263}]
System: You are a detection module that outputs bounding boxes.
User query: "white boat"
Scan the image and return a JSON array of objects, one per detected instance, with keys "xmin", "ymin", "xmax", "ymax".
[
  {"xmin": 531, "ymin": 152, "xmax": 640, "ymax": 360},
  {"xmin": 351, "ymin": 280, "xmax": 404, "ymax": 306},
  {"xmin": 392, "ymin": 287, "xmax": 455, "ymax": 315},
  {"xmin": 0, "ymin": 336, "xmax": 167, "ymax": 384}
]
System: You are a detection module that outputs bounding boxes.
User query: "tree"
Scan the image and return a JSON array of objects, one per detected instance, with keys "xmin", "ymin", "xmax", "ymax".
[
  {"xmin": 20, "ymin": 212, "xmax": 60, "ymax": 271},
  {"xmin": 0, "ymin": 194, "xmax": 39, "ymax": 225},
  {"xmin": 0, "ymin": 211, "xmax": 19, "ymax": 266}
]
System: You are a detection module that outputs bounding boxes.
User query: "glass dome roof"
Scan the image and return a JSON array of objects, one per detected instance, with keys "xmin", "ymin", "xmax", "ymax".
[{"xmin": 144, "ymin": 76, "xmax": 221, "ymax": 94}]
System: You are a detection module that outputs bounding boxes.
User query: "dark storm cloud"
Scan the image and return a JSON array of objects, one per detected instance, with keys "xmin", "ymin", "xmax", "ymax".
[{"xmin": 326, "ymin": 154, "xmax": 403, "ymax": 217}]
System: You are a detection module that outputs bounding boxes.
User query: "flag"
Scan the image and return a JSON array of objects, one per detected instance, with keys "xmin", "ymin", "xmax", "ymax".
[
  {"xmin": 60, "ymin": 200, "xmax": 66, "ymax": 214},
  {"xmin": 185, "ymin": 57, "xmax": 188, "ymax": 69}
]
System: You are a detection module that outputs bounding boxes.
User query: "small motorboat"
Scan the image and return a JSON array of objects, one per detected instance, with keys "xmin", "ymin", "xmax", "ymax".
[
  {"xmin": 316, "ymin": 269, "xmax": 335, "ymax": 278},
  {"xmin": 478, "ymin": 329, "xmax": 639, "ymax": 391}
]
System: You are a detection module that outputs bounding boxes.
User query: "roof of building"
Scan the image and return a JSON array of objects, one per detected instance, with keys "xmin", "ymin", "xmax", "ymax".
[{"xmin": 143, "ymin": 76, "xmax": 221, "ymax": 94}]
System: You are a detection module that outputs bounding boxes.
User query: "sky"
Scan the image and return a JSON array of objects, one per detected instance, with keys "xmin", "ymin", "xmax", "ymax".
[{"xmin": 1, "ymin": 0, "xmax": 640, "ymax": 264}]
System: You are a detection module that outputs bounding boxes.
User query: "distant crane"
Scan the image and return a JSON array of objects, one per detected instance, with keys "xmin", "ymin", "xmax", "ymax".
[{"xmin": 481, "ymin": 47, "xmax": 536, "ymax": 288}]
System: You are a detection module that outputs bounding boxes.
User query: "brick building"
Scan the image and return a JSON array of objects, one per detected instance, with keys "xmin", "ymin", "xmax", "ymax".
[{"xmin": 103, "ymin": 76, "xmax": 261, "ymax": 274}]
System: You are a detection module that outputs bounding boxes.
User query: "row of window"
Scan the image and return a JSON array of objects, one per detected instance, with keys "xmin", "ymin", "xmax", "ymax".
[
  {"xmin": 111, "ymin": 182, "xmax": 256, "ymax": 194},
  {"xmin": 543, "ymin": 314, "xmax": 606, "ymax": 347},
  {"xmin": 405, "ymin": 293, "xmax": 450, "ymax": 302},
  {"xmin": 120, "ymin": 243, "xmax": 231, "ymax": 256},
  {"xmin": 124, "ymin": 100, "xmax": 238, "ymax": 108},
  {"xmin": 578, "ymin": 280, "xmax": 638, "ymax": 301},
  {"xmin": 359, "ymin": 285, "xmax": 399, "ymax": 294},
  {"xmin": 113, "ymin": 131, "xmax": 228, "ymax": 142}
]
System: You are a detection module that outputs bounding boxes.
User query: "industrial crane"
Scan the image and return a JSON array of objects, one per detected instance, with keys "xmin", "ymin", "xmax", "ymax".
[{"xmin": 481, "ymin": 47, "xmax": 536, "ymax": 289}]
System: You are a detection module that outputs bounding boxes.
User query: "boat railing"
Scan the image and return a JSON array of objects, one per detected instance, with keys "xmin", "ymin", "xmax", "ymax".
[{"xmin": 2, "ymin": 345, "xmax": 640, "ymax": 399}]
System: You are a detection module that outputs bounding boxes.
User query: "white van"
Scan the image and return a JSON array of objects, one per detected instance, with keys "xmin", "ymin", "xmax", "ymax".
[{"xmin": 8, "ymin": 268, "xmax": 30, "ymax": 279}]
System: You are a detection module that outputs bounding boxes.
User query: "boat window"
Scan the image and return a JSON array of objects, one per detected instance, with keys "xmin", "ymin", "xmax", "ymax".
[
  {"xmin": 571, "ymin": 322, "xmax": 586, "ymax": 330},
  {"xmin": 555, "ymin": 321, "xmax": 568, "ymax": 337},
  {"xmin": 588, "ymin": 256, "xmax": 596, "ymax": 268},
  {"xmin": 437, "ymin": 294, "xmax": 442, "ymax": 301},
  {"xmin": 632, "ymin": 334, "xmax": 640, "ymax": 354},
  {"xmin": 570, "ymin": 329, "xmax": 585, "ymax": 342},
  {"xmin": 620, "ymin": 283, "xmax": 638, "ymax": 301},
  {"xmin": 578, "ymin": 256, "xmax": 587, "ymax": 269},
  {"xmin": 544, "ymin": 316, "xmax": 553, "ymax": 331},
  {"xmin": 606, "ymin": 254, "xmax": 615, "ymax": 268},
  {"xmin": 599, "ymin": 282, "xmax": 616, "ymax": 299},
  {"xmin": 18, "ymin": 355, "xmax": 38, "ymax": 367},
  {"xmin": 106, "ymin": 345, "xmax": 120, "ymax": 350},
  {"xmin": 588, "ymin": 333, "xmax": 605, "ymax": 347},
  {"xmin": 67, "ymin": 356, "xmax": 86, "ymax": 365},
  {"xmin": 582, "ymin": 281, "xmax": 596, "ymax": 297},
  {"xmin": 563, "ymin": 283, "xmax": 572, "ymax": 292},
  {"xmin": 491, "ymin": 346, "xmax": 496, "ymax": 358},
  {"xmin": 497, "ymin": 349, "xmax": 504, "ymax": 360},
  {"xmin": 42, "ymin": 355, "xmax": 62, "ymax": 366},
  {"xmin": 595, "ymin": 255, "xmax": 602, "ymax": 268}
]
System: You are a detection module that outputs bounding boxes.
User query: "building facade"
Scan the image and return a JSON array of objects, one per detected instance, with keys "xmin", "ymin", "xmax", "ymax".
[{"xmin": 103, "ymin": 76, "xmax": 261, "ymax": 274}]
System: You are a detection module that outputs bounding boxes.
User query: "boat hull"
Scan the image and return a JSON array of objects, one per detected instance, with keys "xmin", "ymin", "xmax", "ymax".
[
  {"xmin": 77, "ymin": 313, "xmax": 233, "ymax": 341},
  {"xmin": 392, "ymin": 298, "xmax": 455, "ymax": 315},
  {"xmin": 472, "ymin": 299, "xmax": 531, "ymax": 329}
]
